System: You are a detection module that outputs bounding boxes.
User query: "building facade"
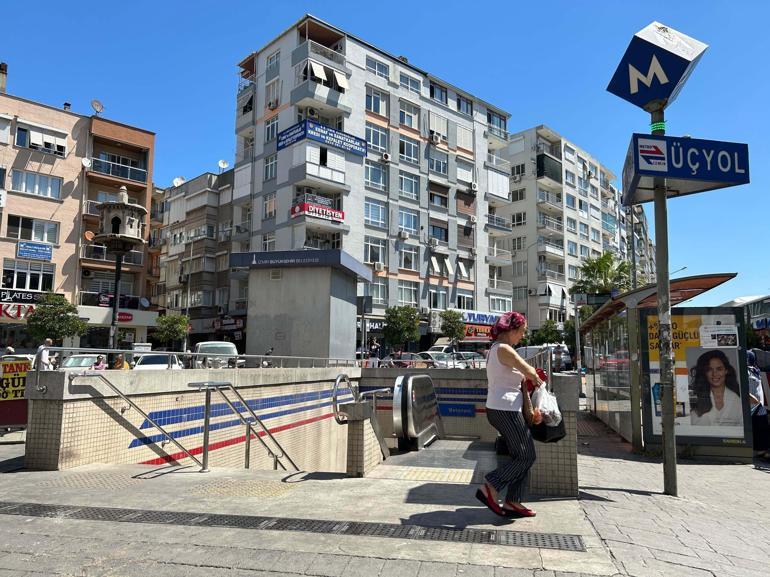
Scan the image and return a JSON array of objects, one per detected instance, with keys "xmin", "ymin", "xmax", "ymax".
[{"xmin": 0, "ymin": 65, "xmax": 157, "ymax": 352}]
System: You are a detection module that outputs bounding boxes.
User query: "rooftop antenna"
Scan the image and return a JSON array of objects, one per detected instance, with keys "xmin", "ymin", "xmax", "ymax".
[
  {"xmin": 172, "ymin": 177, "xmax": 185, "ymax": 187},
  {"xmin": 90, "ymin": 99, "xmax": 104, "ymax": 116},
  {"xmin": 217, "ymin": 159, "xmax": 229, "ymax": 173}
]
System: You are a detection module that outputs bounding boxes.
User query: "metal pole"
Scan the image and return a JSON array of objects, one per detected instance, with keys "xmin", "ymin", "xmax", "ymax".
[
  {"xmin": 574, "ymin": 303, "xmax": 582, "ymax": 374},
  {"xmin": 628, "ymin": 206, "xmax": 638, "ymax": 289},
  {"xmin": 109, "ymin": 252, "xmax": 124, "ymax": 353},
  {"xmin": 200, "ymin": 387, "xmax": 211, "ymax": 473},
  {"xmin": 244, "ymin": 421, "xmax": 251, "ymax": 469},
  {"xmin": 651, "ymin": 109, "xmax": 677, "ymax": 496}
]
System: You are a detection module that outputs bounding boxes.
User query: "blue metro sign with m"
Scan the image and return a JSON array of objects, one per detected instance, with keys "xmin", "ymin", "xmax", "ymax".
[{"xmin": 607, "ymin": 22, "xmax": 708, "ymax": 112}]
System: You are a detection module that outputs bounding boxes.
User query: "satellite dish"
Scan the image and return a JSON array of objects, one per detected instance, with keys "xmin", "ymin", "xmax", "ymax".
[
  {"xmin": 84, "ymin": 231, "xmax": 95, "ymax": 242},
  {"xmin": 172, "ymin": 177, "xmax": 185, "ymax": 187},
  {"xmin": 90, "ymin": 99, "xmax": 104, "ymax": 115},
  {"xmin": 81, "ymin": 158, "xmax": 92, "ymax": 169},
  {"xmin": 139, "ymin": 297, "xmax": 151, "ymax": 309},
  {"xmin": 218, "ymin": 159, "xmax": 229, "ymax": 171}
]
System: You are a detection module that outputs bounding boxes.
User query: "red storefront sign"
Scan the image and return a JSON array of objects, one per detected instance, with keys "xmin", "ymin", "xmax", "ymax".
[
  {"xmin": 0, "ymin": 303, "xmax": 35, "ymax": 320},
  {"xmin": 290, "ymin": 202, "xmax": 344, "ymax": 222},
  {"xmin": 117, "ymin": 312, "xmax": 133, "ymax": 322},
  {"xmin": 464, "ymin": 324, "xmax": 492, "ymax": 341}
]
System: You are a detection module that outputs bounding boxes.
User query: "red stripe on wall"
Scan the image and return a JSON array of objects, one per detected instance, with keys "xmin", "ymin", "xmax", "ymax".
[{"xmin": 138, "ymin": 412, "xmax": 335, "ymax": 465}]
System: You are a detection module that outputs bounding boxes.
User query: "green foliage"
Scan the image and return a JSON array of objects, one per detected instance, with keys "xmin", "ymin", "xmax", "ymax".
[
  {"xmin": 439, "ymin": 309, "xmax": 466, "ymax": 345},
  {"xmin": 154, "ymin": 314, "xmax": 190, "ymax": 345},
  {"xmin": 26, "ymin": 293, "xmax": 88, "ymax": 343},
  {"xmin": 571, "ymin": 252, "xmax": 631, "ymax": 295},
  {"xmin": 531, "ymin": 320, "xmax": 561, "ymax": 346},
  {"xmin": 383, "ymin": 306, "xmax": 421, "ymax": 350},
  {"xmin": 563, "ymin": 319, "xmax": 576, "ymax": 354}
]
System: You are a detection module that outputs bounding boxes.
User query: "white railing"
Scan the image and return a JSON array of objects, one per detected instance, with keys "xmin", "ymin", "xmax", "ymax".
[
  {"xmin": 488, "ymin": 278, "xmax": 513, "ymax": 291},
  {"xmin": 233, "ymin": 221, "xmax": 250, "ymax": 235},
  {"xmin": 539, "ymin": 239, "xmax": 565, "ymax": 257},
  {"xmin": 537, "ymin": 214, "xmax": 564, "ymax": 232},
  {"xmin": 486, "ymin": 153, "xmax": 511, "ymax": 171},
  {"xmin": 487, "ymin": 124, "xmax": 509, "ymax": 141},
  {"xmin": 307, "ymin": 39, "xmax": 346, "ymax": 67},
  {"xmin": 487, "ymin": 245, "xmax": 513, "ymax": 260},
  {"xmin": 537, "ymin": 189, "xmax": 562, "ymax": 208},
  {"xmin": 538, "ymin": 269, "xmax": 565, "ymax": 282},
  {"xmin": 486, "ymin": 214, "xmax": 512, "ymax": 230},
  {"xmin": 84, "ymin": 200, "xmax": 100, "ymax": 216}
]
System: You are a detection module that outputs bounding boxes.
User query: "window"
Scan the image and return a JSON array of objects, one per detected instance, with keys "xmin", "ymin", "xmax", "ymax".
[
  {"xmin": 399, "ymin": 101, "xmax": 419, "ymax": 129},
  {"xmin": 511, "ymin": 236, "xmax": 526, "ymax": 251},
  {"xmin": 429, "ymin": 113, "xmax": 448, "ymax": 141},
  {"xmin": 566, "ymin": 217, "xmax": 577, "ymax": 232},
  {"xmin": 429, "ymin": 286, "xmax": 448, "ymax": 310},
  {"xmin": 0, "ymin": 119, "xmax": 9, "ymax": 145},
  {"xmin": 429, "ymin": 187, "xmax": 448, "ymax": 208},
  {"xmin": 365, "ymin": 86, "xmax": 388, "ymax": 116},
  {"xmin": 580, "ymin": 244, "xmax": 590, "ymax": 258},
  {"xmin": 590, "ymin": 184, "xmax": 599, "ymax": 199},
  {"xmin": 568, "ymin": 265, "xmax": 579, "ymax": 280},
  {"xmin": 10, "ymin": 169, "xmax": 62, "ymax": 199},
  {"xmin": 429, "ymin": 224, "xmax": 448, "ymax": 242},
  {"xmin": 563, "ymin": 145, "xmax": 575, "ymax": 163},
  {"xmin": 241, "ymin": 96, "xmax": 253, "ymax": 115},
  {"xmin": 511, "ymin": 163, "xmax": 526, "ymax": 177},
  {"xmin": 0, "ymin": 167, "xmax": 5, "ymax": 190},
  {"xmin": 366, "ymin": 56, "xmax": 389, "ymax": 79},
  {"xmin": 364, "ymin": 198, "xmax": 387, "ymax": 227},
  {"xmin": 457, "ymin": 125, "xmax": 473, "ymax": 151},
  {"xmin": 366, "ymin": 122, "xmax": 389, "ymax": 153},
  {"xmin": 428, "ymin": 149, "xmax": 448, "ymax": 175},
  {"xmin": 2, "ymin": 259, "xmax": 55, "ymax": 292},
  {"xmin": 7, "ymin": 215, "xmax": 59, "ymax": 244},
  {"xmin": 399, "ymin": 245, "xmax": 418, "ymax": 270},
  {"xmin": 511, "ymin": 212, "xmax": 526, "ymax": 227},
  {"xmin": 429, "ymin": 82, "xmax": 447, "ymax": 104},
  {"xmin": 366, "ymin": 277, "xmax": 388, "ymax": 305},
  {"xmin": 510, "ymin": 286, "xmax": 527, "ymax": 301},
  {"xmin": 15, "ymin": 125, "xmax": 66, "ymax": 157},
  {"xmin": 579, "ymin": 223, "xmax": 589, "ymax": 240},
  {"xmin": 264, "ymin": 116, "xmax": 278, "ymax": 142},
  {"xmin": 457, "ymin": 259, "xmax": 472, "ymax": 280},
  {"xmin": 511, "ymin": 188, "xmax": 526, "ymax": 202},
  {"xmin": 577, "ymin": 176, "xmax": 589, "ymax": 195},
  {"xmin": 567, "ymin": 240, "xmax": 577, "ymax": 256},
  {"xmin": 263, "ymin": 154, "xmax": 277, "ymax": 181},
  {"xmin": 578, "ymin": 199, "xmax": 588, "ymax": 217},
  {"xmin": 266, "ymin": 50, "xmax": 280, "ymax": 71},
  {"xmin": 512, "ymin": 260, "xmax": 527, "ymax": 277},
  {"xmin": 364, "ymin": 236, "xmax": 387, "ymax": 264},
  {"xmin": 365, "ymin": 160, "xmax": 387, "ymax": 190},
  {"xmin": 591, "ymin": 228, "xmax": 601, "ymax": 243},
  {"xmin": 262, "ymin": 233, "xmax": 275, "ymax": 252},
  {"xmin": 263, "ymin": 192, "xmax": 276, "ymax": 219},
  {"xmin": 216, "ymin": 255, "xmax": 229, "ymax": 271},
  {"xmin": 457, "ymin": 95, "xmax": 473, "ymax": 116},
  {"xmin": 265, "ymin": 79, "xmax": 280, "ymax": 107},
  {"xmin": 565, "ymin": 193, "xmax": 576, "ymax": 209},
  {"xmin": 399, "ymin": 135, "xmax": 419, "ymax": 164},
  {"xmin": 398, "ymin": 280, "xmax": 419, "ymax": 306},
  {"xmin": 592, "ymin": 249, "xmax": 601, "ymax": 258},
  {"xmin": 565, "ymin": 170, "xmax": 575, "ymax": 187},
  {"xmin": 591, "ymin": 203, "xmax": 601, "ymax": 220},
  {"xmin": 487, "ymin": 111, "xmax": 507, "ymax": 133},
  {"xmin": 399, "ymin": 171, "xmax": 419, "ymax": 200},
  {"xmin": 216, "ymin": 287, "xmax": 229, "ymax": 306},
  {"xmin": 400, "ymin": 73, "xmax": 421, "ymax": 94},
  {"xmin": 457, "ymin": 290, "xmax": 474, "ymax": 310},
  {"xmin": 399, "ymin": 208, "xmax": 419, "ymax": 234},
  {"xmin": 490, "ymin": 296, "xmax": 512, "ymax": 313},
  {"xmin": 456, "ymin": 160, "xmax": 474, "ymax": 184}
]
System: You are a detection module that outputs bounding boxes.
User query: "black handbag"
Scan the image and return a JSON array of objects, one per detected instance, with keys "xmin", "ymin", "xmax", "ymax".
[{"xmin": 529, "ymin": 419, "xmax": 566, "ymax": 443}]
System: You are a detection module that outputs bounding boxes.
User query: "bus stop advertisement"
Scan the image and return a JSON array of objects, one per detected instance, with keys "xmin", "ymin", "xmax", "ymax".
[{"xmin": 0, "ymin": 356, "xmax": 29, "ymax": 429}]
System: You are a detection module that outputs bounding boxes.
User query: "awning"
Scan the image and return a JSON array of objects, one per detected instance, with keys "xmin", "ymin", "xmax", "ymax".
[
  {"xmin": 16, "ymin": 118, "xmax": 67, "ymax": 135},
  {"xmin": 29, "ymin": 130, "xmax": 43, "ymax": 146},
  {"xmin": 310, "ymin": 61, "xmax": 327, "ymax": 81},
  {"xmin": 457, "ymin": 261, "xmax": 468, "ymax": 279},
  {"xmin": 430, "ymin": 256, "xmax": 441, "ymax": 275},
  {"xmin": 444, "ymin": 258, "xmax": 454, "ymax": 276},
  {"xmin": 333, "ymin": 70, "xmax": 349, "ymax": 90},
  {"xmin": 54, "ymin": 136, "xmax": 66, "ymax": 149}
]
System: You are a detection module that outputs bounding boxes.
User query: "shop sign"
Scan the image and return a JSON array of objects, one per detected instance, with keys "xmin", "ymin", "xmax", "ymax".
[
  {"xmin": 98, "ymin": 292, "xmax": 112, "ymax": 307},
  {"xmin": 464, "ymin": 324, "xmax": 492, "ymax": 340},
  {"xmin": 459, "ymin": 310, "xmax": 501, "ymax": 326},
  {"xmin": 117, "ymin": 312, "xmax": 133, "ymax": 322},
  {"xmin": 356, "ymin": 319, "xmax": 384, "ymax": 331},
  {"xmin": 0, "ymin": 358, "xmax": 29, "ymax": 401},
  {"xmin": 0, "ymin": 303, "xmax": 35, "ymax": 320},
  {"xmin": 16, "ymin": 241, "xmax": 52, "ymax": 261},
  {"xmin": 290, "ymin": 202, "xmax": 344, "ymax": 222},
  {"xmin": 277, "ymin": 119, "xmax": 367, "ymax": 157},
  {"xmin": 0, "ymin": 290, "xmax": 59, "ymax": 304},
  {"xmin": 215, "ymin": 317, "xmax": 244, "ymax": 331}
]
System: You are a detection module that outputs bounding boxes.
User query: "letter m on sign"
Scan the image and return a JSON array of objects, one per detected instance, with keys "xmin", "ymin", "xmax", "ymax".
[{"xmin": 628, "ymin": 55, "xmax": 668, "ymax": 95}]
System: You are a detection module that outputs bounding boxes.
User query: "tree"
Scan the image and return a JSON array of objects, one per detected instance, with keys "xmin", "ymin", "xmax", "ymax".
[
  {"xmin": 154, "ymin": 314, "xmax": 190, "ymax": 346},
  {"xmin": 571, "ymin": 252, "xmax": 631, "ymax": 295},
  {"xmin": 26, "ymin": 293, "xmax": 88, "ymax": 343},
  {"xmin": 531, "ymin": 320, "xmax": 561, "ymax": 346},
  {"xmin": 439, "ymin": 310, "xmax": 466, "ymax": 347},
  {"xmin": 383, "ymin": 306, "xmax": 421, "ymax": 351}
]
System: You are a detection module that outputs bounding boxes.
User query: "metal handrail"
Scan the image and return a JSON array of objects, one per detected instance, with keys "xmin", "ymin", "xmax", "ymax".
[
  {"xmin": 68, "ymin": 371, "xmax": 203, "ymax": 468},
  {"xmin": 332, "ymin": 373, "xmax": 355, "ymax": 424}
]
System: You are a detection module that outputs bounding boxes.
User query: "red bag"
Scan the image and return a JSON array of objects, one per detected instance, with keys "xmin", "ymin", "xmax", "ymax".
[{"xmin": 524, "ymin": 367, "xmax": 548, "ymax": 394}]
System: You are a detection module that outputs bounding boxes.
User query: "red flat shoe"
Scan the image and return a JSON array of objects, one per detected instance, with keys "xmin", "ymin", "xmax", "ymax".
[
  {"xmin": 475, "ymin": 488, "xmax": 505, "ymax": 517},
  {"xmin": 502, "ymin": 502, "xmax": 536, "ymax": 518}
]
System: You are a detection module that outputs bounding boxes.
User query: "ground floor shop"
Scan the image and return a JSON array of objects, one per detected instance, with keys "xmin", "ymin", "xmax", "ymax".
[{"xmin": 76, "ymin": 306, "xmax": 158, "ymax": 350}]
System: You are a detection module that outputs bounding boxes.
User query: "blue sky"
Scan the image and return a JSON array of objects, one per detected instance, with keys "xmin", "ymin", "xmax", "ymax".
[{"xmin": 3, "ymin": 1, "xmax": 767, "ymax": 306}]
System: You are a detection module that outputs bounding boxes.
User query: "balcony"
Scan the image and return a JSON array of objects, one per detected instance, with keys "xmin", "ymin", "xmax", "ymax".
[
  {"xmin": 428, "ymin": 239, "xmax": 450, "ymax": 256},
  {"xmin": 232, "ymin": 221, "xmax": 251, "ymax": 241},
  {"xmin": 292, "ymin": 40, "xmax": 348, "ymax": 72},
  {"xmin": 486, "ymin": 245, "xmax": 512, "ymax": 265},
  {"xmin": 538, "ymin": 268, "xmax": 565, "ymax": 282},
  {"xmin": 537, "ymin": 214, "xmax": 564, "ymax": 233},
  {"xmin": 537, "ymin": 189, "xmax": 562, "ymax": 213},
  {"xmin": 602, "ymin": 221, "xmax": 617, "ymax": 237},
  {"xmin": 487, "ymin": 278, "xmax": 513, "ymax": 293},
  {"xmin": 485, "ymin": 153, "xmax": 511, "ymax": 174},
  {"xmin": 538, "ymin": 239, "xmax": 565, "ymax": 258},
  {"xmin": 537, "ymin": 142, "xmax": 562, "ymax": 160},
  {"xmin": 291, "ymin": 193, "xmax": 348, "ymax": 232},
  {"xmin": 291, "ymin": 63, "xmax": 351, "ymax": 114},
  {"xmin": 81, "ymin": 245, "xmax": 143, "ymax": 266},
  {"xmin": 83, "ymin": 200, "xmax": 101, "ymax": 218},
  {"xmin": 485, "ymin": 124, "xmax": 509, "ymax": 150},
  {"xmin": 90, "ymin": 158, "xmax": 147, "ymax": 184},
  {"xmin": 235, "ymin": 145, "xmax": 253, "ymax": 165},
  {"xmin": 79, "ymin": 291, "xmax": 144, "ymax": 310},
  {"xmin": 289, "ymin": 157, "xmax": 348, "ymax": 192},
  {"xmin": 485, "ymin": 190, "xmax": 512, "ymax": 208},
  {"xmin": 536, "ymin": 153, "xmax": 562, "ymax": 189},
  {"xmin": 484, "ymin": 213, "xmax": 513, "ymax": 235},
  {"xmin": 601, "ymin": 199, "xmax": 616, "ymax": 212}
]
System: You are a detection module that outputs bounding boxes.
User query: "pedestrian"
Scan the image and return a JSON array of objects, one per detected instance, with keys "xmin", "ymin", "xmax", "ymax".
[
  {"xmin": 91, "ymin": 355, "xmax": 107, "ymax": 371},
  {"xmin": 476, "ymin": 311, "xmax": 543, "ymax": 518},
  {"xmin": 4, "ymin": 346, "xmax": 15, "ymax": 356},
  {"xmin": 112, "ymin": 353, "xmax": 130, "ymax": 370},
  {"xmin": 37, "ymin": 338, "xmax": 53, "ymax": 370},
  {"xmin": 748, "ymin": 350, "xmax": 770, "ymax": 460},
  {"xmin": 369, "ymin": 338, "xmax": 380, "ymax": 359}
]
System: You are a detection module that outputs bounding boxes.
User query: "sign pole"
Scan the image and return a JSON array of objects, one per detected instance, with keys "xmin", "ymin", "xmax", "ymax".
[
  {"xmin": 651, "ymin": 109, "xmax": 677, "ymax": 497},
  {"xmin": 574, "ymin": 304, "xmax": 582, "ymax": 374}
]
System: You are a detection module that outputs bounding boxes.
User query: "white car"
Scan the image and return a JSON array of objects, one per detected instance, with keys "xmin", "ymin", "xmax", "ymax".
[
  {"xmin": 59, "ymin": 354, "xmax": 101, "ymax": 370},
  {"xmin": 193, "ymin": 341, "xmax": 244, "ymax": 369},
  {"xmin": 132, "ymin": 353, "xmax": 184, "ymax": 370},
  {"xmin": 417, "ymin": 351, "xmax": 467, "ymax": 369}
]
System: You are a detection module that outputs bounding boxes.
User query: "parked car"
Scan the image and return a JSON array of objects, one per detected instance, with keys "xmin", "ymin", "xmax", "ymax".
[
  {"xmin": 428, "ymin": 344, "xmax": 455, "ymax": 354},
  {"xmin": 381, "ymin": 352, "xmax": 430, "ymax": 368},
  {"xmin": 418, "ymin": 351, "xmax": 467, "ymax": 369},
  {"xmin": 58, "ymin": 354, "xmax": 100, "ymax": 370},
  {"xmin": 193, "ymin": 341, "xmax": 244, "ymax": 369},
  {"xmin": 132, "ymin": 353, "xmax": 184, "ymax": 370},
  {"xmin": 452, "ymin": 351, "xmax": 485, "ymax": 368},
  {"xmin": 515, "ymin": 344, "xmax": 572, "ymax": 371}
]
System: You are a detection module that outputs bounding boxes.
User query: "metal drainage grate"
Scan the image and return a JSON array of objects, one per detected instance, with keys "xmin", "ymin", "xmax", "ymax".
[{"xmin": 0, "ymin": 500, "xmax": 585, "ymax": 552}]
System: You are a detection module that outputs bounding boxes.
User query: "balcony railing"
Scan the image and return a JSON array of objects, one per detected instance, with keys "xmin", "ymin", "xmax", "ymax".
[
  {"xmin": 238, "ymin": 74, "xmax": 256, "ymax": 94},
  {"xmin": 81, "ymin": 245, "xmax": 143, "ymax": 266},
  {"xmin": 486, "ymin": 153, "xmax": 511, "ymax": 172},
  {"xmin": 539, "ymin": 239, "xmax": 565, "ymax": 256},
  {"xmin": 537, "ymin": 189, "xmax": 562, "ymax": 209},
  {"xmin": 307, "ymin": 39, "xmax": 346, "ymax": 67},
  {"xmin": 487, "ymin": 245, "xmax": 513, "ymax": 260},
  {"xmin": 91, "ymin": 158, "xmax": 147, "ymax": 184},
  {"xmin": 601, "ymin": 199, "xmax": 615, "ymax": 212},
  {"xmin": 537, "ymin": 214, "xmax": 564, "ymax": 233},
  {"xmin": 84, "ymin": 200, "xmax": 100, "ymax": 216},
  {"xmin": 236, "ymin": 145, "xmax": 253, "ymax": 164},
  {"xmin": 79, "ymin": 291, "xmax": 143, "ymax": 309},
  {"xmin": 487, "ymin": 124, "xmax": 509, "ymax": 141},
  {"xmin": 537, "ymin": 143, "xmax": 562, "ymax": 160},
  {"xmin": 538, "ymin": 269, "xmax": 565, "ymax": 282},
  {"xmin": 488, "ymin": 278, "xmax": 513, "ymax": 292},
  {"xmin": 602, "ymin": 222, "xmax": 617, "ymax": 235},
  {"xmin": 485, "ymin": 213, "xmax": 512, "ymax": 231}
]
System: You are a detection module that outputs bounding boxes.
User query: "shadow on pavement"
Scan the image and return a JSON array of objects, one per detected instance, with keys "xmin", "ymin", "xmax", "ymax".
[{"xmin": 401, "ymin": 507, "xmax": 518, "ymax": 529}]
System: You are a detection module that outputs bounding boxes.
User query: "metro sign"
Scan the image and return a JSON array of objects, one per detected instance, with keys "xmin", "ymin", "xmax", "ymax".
[
  {"xmin": 290, "ymin": 202, "xmax": 344, "ymax": 223},
  {"xmin": 607, "ymin": 22, "xmax": 708, "ymax": 112}
]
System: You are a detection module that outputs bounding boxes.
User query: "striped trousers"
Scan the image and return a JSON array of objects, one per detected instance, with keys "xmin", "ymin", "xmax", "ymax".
[{"xmin": 485, "ymin": 409, "xmax": 536, "ymax": 502}]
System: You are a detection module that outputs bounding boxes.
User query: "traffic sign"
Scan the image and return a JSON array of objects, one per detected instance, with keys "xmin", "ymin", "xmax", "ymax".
[
  {"xmin": 622, "ymin": 133, "xmax": 750, "ymax": 204},
  {"xmin": 607, "ymin": 22, "xmax": 708, "ymax": 112}
]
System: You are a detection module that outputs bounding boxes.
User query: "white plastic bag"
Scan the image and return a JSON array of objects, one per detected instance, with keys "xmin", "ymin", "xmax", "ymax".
[{"xmin": 531, "ymin": 386, "xmax": 562, "ymax": 427}]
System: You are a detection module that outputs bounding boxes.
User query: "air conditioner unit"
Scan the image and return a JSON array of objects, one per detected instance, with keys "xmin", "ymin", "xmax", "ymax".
[
  {"xmin": 429, "ymin": 238, "xmax": 439, "ymax": 248},
  {"xmin": 430, "ymin": 133, "xmax": 441, "ymax": 144},
  {"xmin": 469, "ymin": 247, "xmax": 477, "ymax": 256},
  {"xmin": 469, "ymin": 215, "xmax": 477, "ymax": 224},
  {"xmin": 306, "ymin": 107, "xmax": 319, "ymax": 119},
  {"xmin": 81, "ymin": 269, "xmax": 92, "ymax": 278},
  {"xmin": 470, "ymin": 182, "xmax": 478, "ymax": 192},
  {"xmin": 373, "ymin": 262, "xmax": 385, "ymax": 272},
  {"xmin": 397, "ymin": 230, "xmax": 409, "ymax": 240},
  {"xmin": 528, "ymin": 288, "xmax": 537, "ymax": 296},
  {"xmin": 512, "ymin": 174, "xmax": 522, "ymax": 183},
  {"xmin": 420, "ymin": 306, "xmax": 430, "ymax": 315},
  {"xmin": 381, "ymin": 152, "xmax": 391, "ymax": 163},
  {"xmin": 267, "ymin": 100, "xmax": 278, "ymax": 110}
]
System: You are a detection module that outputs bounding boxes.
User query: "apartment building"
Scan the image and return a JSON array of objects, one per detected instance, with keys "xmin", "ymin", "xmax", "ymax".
[
  {"xmin": 0, "ymin": 64, "xmax": 157, "ymax": 351},
  {"xmin": 233, "ymin": 15, "xmax": 520, "ymax": 349}
]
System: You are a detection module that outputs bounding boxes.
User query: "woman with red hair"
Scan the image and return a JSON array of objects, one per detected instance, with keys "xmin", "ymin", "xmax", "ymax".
[{"xmin": 476, "ymin": 311, "xmax": 543, "ymax": 518}]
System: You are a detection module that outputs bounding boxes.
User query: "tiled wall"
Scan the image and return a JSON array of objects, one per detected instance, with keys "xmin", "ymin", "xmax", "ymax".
[{"xmin": 346, "ymin": 418, "xmax": 382, "ymax": 477}]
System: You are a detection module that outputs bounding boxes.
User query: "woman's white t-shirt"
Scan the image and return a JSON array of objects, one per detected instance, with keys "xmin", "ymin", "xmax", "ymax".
[
  {"xmin": 486, "ymin": 342, "xmax": 524, "ymax": 411},
  {"xmin": 690, "ymin": 389, "xmax": 742, "ymax": 426}
]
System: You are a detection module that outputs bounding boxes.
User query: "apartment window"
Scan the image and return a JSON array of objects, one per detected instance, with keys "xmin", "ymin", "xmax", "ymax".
[
  {"xmin": 568, "ymin": 265, "xmax": 579, "ymax": 280},
  {"xmin": 263, "ymin": 154, "xmax": 277, "ymax": 181},
  {"xmin": 563, "ymin": 145, "xmax": 575, "ymax": 163},
  {"xmin": 456, "ymin": 160, "xmax": 473, "ymax": 184},
  {"xmin": 266, "ymin": 50, "xmax": 280, "ymax": 71},
  {"xmin": 511, "ymin": 236, "xmax": 526, "ymax": 251},
  {"xmin": 399, "ymin": 245, "xmax": 418, "ymax": 270},
  {"xmin": 590, "ymin": 184, "xmax": 599, "ymax": 199},
  {"xmin": 457, "ymin": 95, "xmax": 473, "ymax": 116},
  {"xmin": 241, "ymin": 95, "xmax": 253, "ymax": 116},
  {"xmin": 366, "ymin": 56, "xmax": 389, "ymax": 79},
  {"xmin": 511, "ymin": 212, "xmax": 526, "ymax": 227},
  {"xmin": 399, "ymin": 208, "xmax": 419, "ymax": 234},
  {"xmin": 429, "ymin": 187, "xmax": 448, "ymax": 209},
  {"xmin": 429, "ymin": 82, "xmax": 447, "ymax": 104},
  {"xmin": 490, "ymin": 296, "xmax": 512, "ymax": 313},
  {"xmin": 262, "ymin": 233, "xmax": 275, "ymax": 252},
  {"xmin": 428, "ymin": 149, "xmax": 448, "ymax": 175},
  {"xmin": 591, "ymin": 249, "xmax": 601, "ymax": 258},
  {"xmin": 589, "ymin": 163, "xmax": 598, "ymax": 178},
  {"xmin": 398, "ymin": 280, "xmax": 419, "ymax": 306},
  {"xmin": 15, "ymin": 125, "xmax": 66, "ymax": 157},
  {"xmin": 579, "ymin": 222, "xmax": 589, "ymax": 240},
  {"xmin": 0, "ymin": 167, "xmax": 5, "ymax": 189},
  {"xmin": 565, "ymin": 193, "xmax": 576, "ymax": 209},
  {"xmin": 591, "ymin": 203, "xmax": 601, "ymax": 220},
  {"xmin": 216, "ymin": 255, "xmax": 229, "ymax": 271},
  {"xmin": 429, "ymin": 113, "xmax": 448, "ymax": 141},
  {"xmin": 366, "ymin": 277, "xmax": 388, "ymax": 305},
  {"xmin": 265, "ymin": 79, "xmax": 280, "ymax": 107},
  {"xmin": 511, "ymin": 188, "xmax": 526, "ymax": 202},
  {"xmin": 366, "ymin": 122, "xmax": 389, "ymax": 153},
  {"xmin": 399, "ymin": 135, "xmax": 419, "ymax": 164},
  {"xmin": 577, "ymin": 176, "xmax": 589, "ymax": 195},
  {"xmin": 399, "ymin": 171, "xmax": 419, "ymax": 200},
  {"xmin": 566, "ymin": 217, "xmax": 577, "ymax": 232},
  {"xmin": 429, "ymin": 286, "xmax": 448, "ymax": 310},
  {"xmin": 567, "ymin": 240, "xmax": 577, "ymax": 256},
  {"xmin": 364, "ymin": 236, "xmax": 387, "ymax": 265},
  {"xmin": 591, "ymin": 228, "xmax": 601, "ymax": 243},
  {"xmin": 399, "ymin": 101, "xmax": 419, "ymax": 129},
  {"xmin": 487, "ymin": 111, "xmax": 507, "ymax": 133},
  {"xmin": 10, "ymin": 169, "xmax": 62, "ymax": 199},
  {"xmin": 578, "ymin": 199, "xmax": 588, "ymax": 217},
  {"xmin": 512, "ymin": 286, "xmax": 528, "ymax": 301},
  {"xmin": 457, "ymin": 259, "xmax": 472, "ymax": 280},
  {"xmin": 365, "ymin": 86, "xmax": 388, "ymax": 116},
  {"xmin": 511, "ymin": 163, "xmax": 526, "ymax": 177},
  {"xmin": 565, "ymin": 170, "xmax": 576, "ymax": 187},
  {"xmin": 512, "ymin": 260, "xmax": 527, "ymax": 277},
  {"xmin": 263, "ymin": 192, "xmax": 276, "ymax": 219},
  {"xmin": 364, "ymin": 198, "xmax": 387, "ymax": 227},
  {"xmin": 264, "ymin": 116, "xmax": 278, "ymax": 142},
  {"xmin": 457, "ymin": 290, "xmax": 474, "ymax": 310},
  {"xmin": 7, "ymin": 215, "xmax": 59, "ymax": 244},
  {"xmin": 2, "ymin": 258, "xmax": 55, "ymax": 291},
  {"xmin": 580, "ymin": 244, "xmax": 590, "ymax": 258},
  {"xmin": 400, "ymin": 73, "xmax": 421, "ymax": 94},
  {"xmin": 365, "ymin": 160, "xmax": 387, "ymax": 190}
]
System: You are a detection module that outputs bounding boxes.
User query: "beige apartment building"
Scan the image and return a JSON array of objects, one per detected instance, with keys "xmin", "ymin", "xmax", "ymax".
[{"xmin": 0, "ymin": 64, "xmax": 158, "ymax": 352}]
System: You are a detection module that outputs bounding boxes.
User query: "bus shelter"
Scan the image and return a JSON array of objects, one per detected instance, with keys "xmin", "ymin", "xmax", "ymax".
[{"xmin": 581, "ymin": 273, "xmax": 753, "ymax": 459}]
